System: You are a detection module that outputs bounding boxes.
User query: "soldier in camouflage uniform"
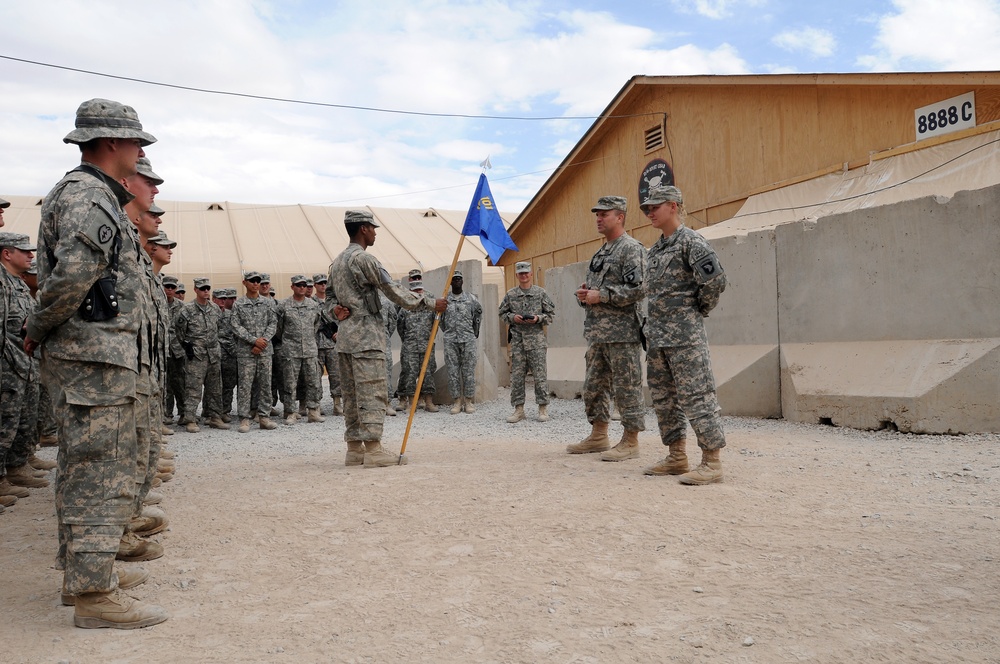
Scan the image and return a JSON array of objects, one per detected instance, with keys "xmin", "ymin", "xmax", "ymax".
[
  {"xmin": 175, "ymin": 277, "xmax": 227, "ymax": 433},
  {"xmin": 499, "ymin": 260, "xmax": 556, "ymax": 423},
  {"xmin": 25, "ymin": 98, "xmax": 168, "ymax": 628},
  {"xmin": 217, "ymin": 288, "xmax": 238, "ymax": 422},
  {"xmin": 259, "ymin": 273, "xmax": 283, "ymax": 415},
  {"xmin": 393, "ymin": 268, "xmax": 426, "ymax": 411},
  {"xmin": 381, "ymin": 292, "xmax": 398, "ymax": 416},
  {"xmin": 0, "ymin": 233, "xmax": 47, "ymax": 493},
  {"xmin": 639, "ymin": 185, "xmax": 728, "ymax": 485},
  {"xmin": 326, "ymin": 210, "xmax": 447, "ymax": 467},
  {"xmin": 162, "ymin": 274, "xmax": 186, "ymax": 424},
  {"xmin": 567, "ymin": 195, "xmax": 647, "ymax": 461},
  {"xmin": 277, "ymin": 275, "xmax": 324, "ymax": 424},
  {"xmin": 440, "ymin": 270, "xmax": 482, "ymax": 414},
  {"xmin": 312, "ymin": 273, "xmax": 342, "ymax": 415},
  {"xmin": 231, "ymin": 271, "xmax": 278, "ymax": 432},
  {"xmin": 396, "ymin": 281, "xmax": 439, "ymax": 412}
]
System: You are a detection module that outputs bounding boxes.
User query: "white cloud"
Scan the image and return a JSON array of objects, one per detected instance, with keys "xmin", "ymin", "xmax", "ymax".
[
  {"xmin": 671, "ymin": 0, "xmax": 767, "ymax": 20},
  {"xmin": 859, "ymin": 0, "xmax": 1000, "ymax": 70},
  {"xmin": 772, "ymin": 27, "xmax": 837, "ymax": 58}
]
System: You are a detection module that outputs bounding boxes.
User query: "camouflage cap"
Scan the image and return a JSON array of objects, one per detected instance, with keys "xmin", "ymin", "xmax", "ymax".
[
  {"xmin": 63, "ymin": 98, "xmax": 157, "ymax": 147},
  {"xmin": 591, "ymin": 195, "xmax": 627, "ymax": 213},
  {"xmin": 641, "ymin": 185, "xmax": 683, "ymax": 208},
  {"xmin": 193, "ymin": 277, "xmax": 211, "ymax": 289},
  {"xmin": 26, "ymin": 258, "xmax": 37, "ymax": 275},
  {"xmin": 260, "ymin": 273, "xmax": 271, "ymax": 284},
  {"xmin": 312, "ymin": 273, "xmax": 328, "ymax": 284},
  {"xmin": 515, "ymin": 261, "xmax": 531, "ymax": 274},
  {"xmin": 161, "ymin": 275, "xmax": 178, "ymax": 286},
  {"xmin": 136, "ymin": 157, "xmax": 164, "ymax": 185},
  {"xmin": 409, "ymin": 280, "xmax": 423, "ymax": 291},
  {"xmin": 408, "ymin": 268, "xmax": 422, "ymax": 280},
  {"xmin": 0, "ymin": 232, "xmax": 36, "ymax": 251},
  {"xmin": 148, "ymin": 203, "xmax": 165, "ymax": 216},
  {"xmin": 175, "ymin": 282, "xmax": 186, "ymax": 293},
  {"xmin": 149, "ymin": 230, "xmax": 177, "ymax": 248},
  {"xmin": 451, "ymin": 269, "xmax": 463, "ymax": 279},
  {"xmin": 225, "ymin": 288, "xmax": 238, "ymax": 298},
  {"xmin": 0, "ymin": 198, "xmax": 9, "ymax": 209},
  {"xmin": 290, "ymin": 274, "xmax": 308, "ymax": 285},
  {"xmin": 304, "ymin": 278, "xmax": 314, "ymax": 287},
  {"xmin": 344, "ymin": 209, "xmax": 379, "ymax": 227},
  {"xmin": 243, "ymin": 270, "xmax": 262, "ymax": 282}
]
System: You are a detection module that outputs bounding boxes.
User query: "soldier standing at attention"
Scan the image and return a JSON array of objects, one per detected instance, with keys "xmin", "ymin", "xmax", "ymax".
[
  {"xmin": 174, "ymin": 282, "xmax": 186, "ymax": 300},
  {"xmin": 396, "ymin": 281, "xmax": 440, "ymax": 412},
  {"xmin": 440, "ymin": 270, "xmax": 482, "ymax": 414},
  {"xmin": 312, "ymin": 273, "xmax": 342, "ymax": 415},
  {"xmin": 393, "ymin": 268, "xmax": 426, "ymax": 410},
  {"xmin": 175, "ymin": 277, "xmax": 227, "ymax": 433},
  {"xmin": 24, "ymin": 98, "xmax": 168, "ymax": 628},
  {"xmin": 217, "ymin": 288, "xmax": 238, "ymax": 422},
  {"xmin": 326, "ymin": 210, "xmax": 447, "ymax": 467},
  {"xmin": 259, "ymin": 273, "xmax": 283, "ymax": 416},
  {"xmin": 231, "ymin": 271, "xmax": 278, "ymax": 433},
  {"xmin": 162, "ymin": 274, "xmax": 186, "ymax": 425},
  {"xmin": 277, "ymin": 275, "xmax": 324, "ymax": 424},
  {"xmin": 567, "ymin": 195, "xmax": 647, "ymax": 461},
  {"xmin": 639, "ymin": 185, "xmax": 728, "ymax": 484},
  {"xmin": 500, "ymin": 261, "xmax": 555, "ymax": 423}
]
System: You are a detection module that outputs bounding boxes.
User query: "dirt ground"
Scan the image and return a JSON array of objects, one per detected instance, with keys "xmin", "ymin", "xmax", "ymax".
[{"xmin": 2, "ymin": 401, "xmax": 998, "ymax": 663}]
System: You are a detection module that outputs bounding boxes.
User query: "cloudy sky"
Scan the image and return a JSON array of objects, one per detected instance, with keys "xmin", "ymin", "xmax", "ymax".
[{"xmin": 2, "ymin": 0, "xmax": 997, "ymax": 212}]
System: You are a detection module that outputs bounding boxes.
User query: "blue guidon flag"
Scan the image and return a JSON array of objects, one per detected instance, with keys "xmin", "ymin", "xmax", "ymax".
[{"xmin": 461, "ymin": 173, "xmax": 517, "ymax": 265}]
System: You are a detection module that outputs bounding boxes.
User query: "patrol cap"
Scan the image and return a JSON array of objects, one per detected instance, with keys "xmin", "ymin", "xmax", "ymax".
[
  {"xmin": 63, "ymin": 98, "xmax": 157, "ymax": 147},
  {"xmin": 515, "ymin": 261, "xmax": 531, "ymax": 274},
  {"xmin": 409, "ymin": 280, "xmax": 423, "ymax": 291},
  {"xmin": 175, "ymin": 283, "xmax": 186, "ymax": 293},
  {"xmin": 305, "ymin": 278, "xmax": 314, "ymax": 287},
  {"xmin": 0, "ymin": 232, "xmax": 36, "ymax": 251},
  {"xmin": 260, "ymin": 273, "xmax": 271, "ymax": 284},
  {"xmin": 193, "ymin": 277, "xmax": 211, "ymax": 289},
  {"xmin": 136, "ymin": 157, "xmax": 164, "ymax": 185},
  {"xmin": 26, "ymin": 258, "xmax": 37, "ymax": 275},
  {"xmin": 312, "ymin": 273, "xmax": 328, "ymax": 284},
  {"xmin": 148, "ymin": 203, "xmax": 165, "ymax": 216},
  {"xmin": 591, "ymin": 195, "xmax": 627, "ymax": 213},
  {"xmin": 641, "ymin": 185, "xmax": 683, "ymax": 208},
  {"xmin": 408, "ymin": 268, "xmax": 422, "ymax": 280},
  {"xmin": 290, "ymin": 274, "xmax": 308, "ymax": 286},
  {"xmin": 225, "ymin": 288, "xmax": 238, "ymax": 298},
  {"xmin": 243, "ymin": 270, "xmax": 262, "ymax": 282},
  {"xmin": 451, "ymin": 269, "xmax": 463, "ymax": 279},
  {"xmin": 161, "ymin": 275, "xmax": 178, "ymax": 286},
  {"xmin": 149, "ymin": 230, "xmax": 177, "ymax": 248},
  {"xmin": 345, "ymin": 209, "xmax": 379, "ymax": 227},
  {"xmin": 0, "ymin": 198, "xmax": 9, "ymax": 209}
]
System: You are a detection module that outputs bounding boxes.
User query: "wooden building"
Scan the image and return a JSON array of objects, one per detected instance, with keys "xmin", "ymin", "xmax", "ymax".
[{"xmin": 501, "ymin": 72, "xmax": 1000, "ymax": 288}]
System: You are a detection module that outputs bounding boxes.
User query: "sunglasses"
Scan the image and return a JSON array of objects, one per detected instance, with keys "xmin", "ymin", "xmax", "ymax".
[
  {"xmin": 247, "ymin": 278, "xmax": 262, "ymax": 284},
  {"xmin": 196, "ymin": 285, "xmax": 211, "ymax": 292},
  {"xmin": 293, "ymin": 282, "xmax": 307, "ymax": 288}
]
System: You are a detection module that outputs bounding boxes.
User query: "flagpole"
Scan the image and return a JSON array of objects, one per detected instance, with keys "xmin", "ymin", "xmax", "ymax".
[{"xmin": 399, "ymin": 235, "xmax": 465, "ymax": 462}]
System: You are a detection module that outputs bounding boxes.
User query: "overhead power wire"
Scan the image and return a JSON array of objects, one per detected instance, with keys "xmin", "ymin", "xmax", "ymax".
[{"xmin": 0, "ymin": 54, "xmax": 658, "ymax": 122}]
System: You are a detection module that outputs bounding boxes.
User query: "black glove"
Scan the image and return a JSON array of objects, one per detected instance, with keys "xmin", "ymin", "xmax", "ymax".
[{"xmin": 182, "ymin": 341, "xmax": 195, "ymax": 360}]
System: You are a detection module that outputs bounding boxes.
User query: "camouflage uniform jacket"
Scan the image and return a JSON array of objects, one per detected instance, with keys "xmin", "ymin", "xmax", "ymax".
[
  {"xmin": 325, "ymin": 243, "xmax": 434, "ymax": 354},
  {"xmin": 277, "ymin": 296, "xmax": 320, "ymax": 359},
  {"xmin": 167, "ymin": 298, "xmax": 186, "ymax": 360},
  {"xmin": 136, "ymin": 250, "xmax": 157, "ymax": 374},
  {"xmin": 645, "ymin": 225, "xmax": 727, "ymax": 348},
  {"xmin": 175, "ymin": 300, "xmax": 222, "ymax": 362},
  {"xmin": 218, "ymin": 307, "xmax": 236, "ymax": 356},
  {"xmin": 312, "ymin": 294, "xmax": 336, "ymax": 350},
  {"xmin": 150, "ymin": 273, "xmax": 169, "ymax": 391},
  {"xmin": 381, "ymin": 294, "xmax": 398, "ymax": 340},
  {"xmin": 581, "ymin": 233, "xmax": 647, "ymax": 344},
  {"xmin": 440, "ymin": 291, "xmax": 482, "ymax": 343},
  {"xmin": 230, "ymin": 295, "xmax": 277, "ymax": 358},
  {"xmin": 397, "ymin": 306, "xmax": 435, "ymax": 352},
  {"xmin": 499, "ymin": 284, "xmax": 555, "ymax": 351},
  {"xmin": 28, "ymin": 163, "xmax": 145, "ymax": 382},
  {"xmin": 0, "ymin": 266, "xmax": 34, "ymax": 386}
]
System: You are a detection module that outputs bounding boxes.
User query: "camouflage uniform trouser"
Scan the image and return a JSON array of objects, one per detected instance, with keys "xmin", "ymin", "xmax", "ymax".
[
  {"xmin": 510, "ymin": 342, "xmax": 549, "ymax": 407},
  {"xmin": 221, "ymin": 352, "xmax": 238, "ymax": 415},
  {"xmin": 238, "ymin": 354, "xmax": 272, "ymax": 420},
  {"xmin": 182, "ymin": 356, "xmax": 222, "ymax": 423},
  {"xmin": 384, "ymin": 342, "xmax": 393, "ymax": 399},
  {"xmin": 133, "ymin": 369, "xmax": 158, "ymax": 518},
  {"xmin": 135, "ymin": 380, "xmax": 163, "ymax": 512},
  {"xmin": 317, "ymin": 347, "xmax": 340, "ymax": 398},
  {"xmin": 647, "ymin": 345, "xmax": 726, "ymax": 451},
  {"xmin": 283, "ymin": 355, "xmax": 320, "ymax": 412},
  {"xmin": 38, "ymin": 381, "xmax": 58, "ymax": 438},
  {"xmin": 164, "ymin": 355, "xmax": 187, "ymax": 421},
  {"xmin": 445, "ymin": 339, "xmax": 477, "ymax": 399},
  {"xmin": 583, "ymin": 342, "xmax": 646, "ymax": 432},
  {"xmin": 339, "ymin": 349, "xmax": 387, "ymax": 443},
  {"xmin": 398, "ymin": 346, "xmax": 436, "ymax": 397},
  {"xmin": 269, "ymin": 347, "xmax": 285, "ymax": 411},
  {"xmin": 46, "ymin": 357, "xmax": 135, "ymax": 595},
  {"xmin": 0, "ymin": 375, "xmax": 37, "ymax": 473}
]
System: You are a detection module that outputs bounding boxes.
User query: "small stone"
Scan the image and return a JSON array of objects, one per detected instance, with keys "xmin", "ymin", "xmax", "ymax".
[
  {"xmin": 963, "ymin": 465, "xmax": 973, "ymax": 471},
  {"xmin": 743, "ymin": 636, "xmax": 755, "ymax": 646},
  {"xmin": 548, "ymin": 607, "xmax": 556, "ymax": 614},
  {"xmin": 692, "ymin": 586, "xmax": 704, "ymax": 593}
]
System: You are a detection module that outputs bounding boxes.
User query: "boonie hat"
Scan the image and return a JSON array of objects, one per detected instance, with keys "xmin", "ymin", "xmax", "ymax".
[
  {"xmin": 136, "ymin": 157, "xmax": 164, "ymax": 185},
  {"xmin": 515, "ymin": 261, "xmax": 531, "ymax": 274},
  {"xmin": 0, "ymin": 232, "xmax": 36, "ymax": 251},
  {"xmin": 591, "ymin": 195, "xmax": 627, "ymax": 213},
  {"xmin": 63, "ymin": 98, "xmax": 157, "ymax": 147},
  {"xmin": 641, "ymin": 185, "xmax": 683, "ymax": 208},
  {"xmin": 312, "ymin": 273, "xmax": 328, "ymax": 284},
  {"xmin": 345, "ymin": 209, "xmax": 379, "ymax": 227}
]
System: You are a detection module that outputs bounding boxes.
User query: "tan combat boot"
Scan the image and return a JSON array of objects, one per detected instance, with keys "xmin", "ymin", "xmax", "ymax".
[
  {"xmin": 29, "ymin": 454, "xmax": 58, "ymax": 471},
  {"xmin": 259, "ymin": 417, "xmax": 278, "ymax": 430},
  {"xmin": 307, "ymin": 407, "xmax": 326, "ymax": 423},
  {"xmin": 363, "ymin": 442, "xmax": 406, "ymax": 468},
  {"xmin": 128, "ymin": 506, "xmax": 169, "ymax": 537},
  {"xmin": 506, "ymin": 405, "xmax": 525, "ymax": 423},
  {"xmin": 6, "ymin": 464, "xmax": 49, "ymax": 488},
  {"xmin": 156, "ymin": 458, "xmax": 175, "ymax": 474},
  {"xmin": 184, "ymin": 421, "xmax": 200, "ymax": 433},
  {"xmin": 333, "ymin": 396, "xmax": 344, "ymax": 416},
  {"xmin": 117, "ymin": 532, "xmax": 164, "ymax": 562},
  {"xmin": 385, "ymin": 404, "xmax": 397, "ymax": 416},
  {"xmin": 220, "ymin": 413, "xmax": 233, "ymax": 424},
  {"xmin": 74, "ymin": 588, "xmax": 169, "ymax": 629},
  {"xmin": 284, "ymin": 412, "xmax": 298, "ymax": 426},
  {"xmin": 464, "ymin": 398, "xmax": 476, "ymax": 414},
  {"xmin": 142, "ymin": 490, "xmax": 164, "ymax": 506},
  {"xmin": 566, "ymin": 421, "xmax": 611, "ymax": 454},
  {"xmin": 159, "ymin": 425, "xmax": 174, "ymax": 436},
  {"xmin": 159, "ymin": 448, "xmax": 175, "ymax": 460},
  {"xmin": 62, "ymin": 566, "xmax": 150, "ymax": 606},
  {"xmin": 644, "ymin": 439, "xmax": 690, "ymax": 476},
  {"xmin": 238, "ymin": 418, "xmax": 251, "ymax": 434},
  {"xmin": 0, "ymin": 494, "xmax": 17, "ymax": 507},
  {"xmin": 0, "ymin": 477, "xmax": 31, "ymax": 498},
  {"xmin": 679, "ymin": 448, "xmax": 723, "ymax": 485},
  {"xmin": 601, "ymin": 429, "xmax": 640, "ymax": 461},
  {"xmin": 423, "ymin": 394, "xmax": 439, "ymax": 412},
  {"xmin": 537, "ymin": 405, "xmax": 549, "ymax": 422},
  {"xmin": 208, "ymin": 416, "xmax": 228, "ymax": 430},
  {"xmin": 450, "ymin": 398, "xmax": 464, "ymax": 415},
  {"xmin": 298, "ymin": 403, "xmax": 307, "ymax": 417},
  {"xmin": 345, "ymin": 441, "xmax": 365, "ymax": 467},
  {"xmin": 397, "ymin": 396, "xmax": 409, "ymax": 413}
]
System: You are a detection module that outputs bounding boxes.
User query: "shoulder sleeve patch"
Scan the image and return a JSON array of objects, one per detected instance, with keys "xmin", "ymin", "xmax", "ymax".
[{"xmin": 77, "ymin": 198, "xmax": 120, "ymax": 256}]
